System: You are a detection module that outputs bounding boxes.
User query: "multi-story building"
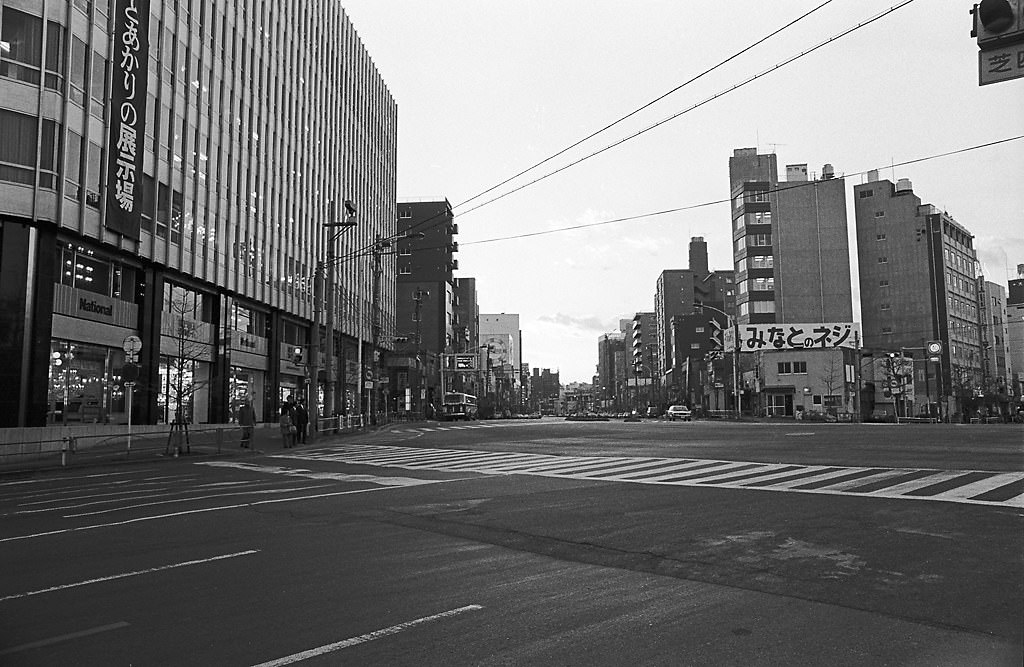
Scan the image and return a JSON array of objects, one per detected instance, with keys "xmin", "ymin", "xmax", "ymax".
[
  {"xmin": 854, "ymin": 174, "xmax": 983, "ymax": 419},
  {"xmin": 480, "ymin": 313, "xmax": 521, "ymax": 415},
  {"xmin": 728, "ymin": 149, "xmax": 854, "ymax": 418},
  {"xmin": 728, "ymin": 149, "xmax": 852, "ymax": 325},
  {"xmin": 451, "ymin": 276, "xmax": 481, "ymax": 397},
  {"xmin": 388, "ymin": 199, "xmax": 458, "ymax": 416},
  {"xmin": 653, "ymin": 237, "xmax": 733, "ymax": 408},
  {"xmin": 1006, "ymin": 267, "xmax": 1024, "ymax": 404},
  {"xmin": 977, "ymin": 279, "xmax": 1011, "ymax": 406},
  {"xmin": 528, "ymin": 367, "xmax": 560, "ymax": 414},
  {"xmin": 631, "ymin": 311, "xmax": 658, "ymax": 408},
  {"xmin": 655, "ymin": 237, "xmax": 737, "ymax": 389},
  {"xmin": 596, "ymin": 331, "xmax": 626, "ymax": 410},
  {"xmin": 0, "ymin": 1, "xmax": 396, "ymax": 427}
]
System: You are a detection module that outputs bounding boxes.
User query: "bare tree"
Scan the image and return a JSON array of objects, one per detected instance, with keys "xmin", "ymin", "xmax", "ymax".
[
  {"xmin": 162, "ymin": 288, "xmax": 213, "ymax": 453},
  {"xmin": 818, "ymin": 351, "xmax": 845, "ymax": 415}
]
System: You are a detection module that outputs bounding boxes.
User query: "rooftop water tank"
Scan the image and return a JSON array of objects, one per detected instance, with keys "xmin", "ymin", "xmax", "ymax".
[
  {"xmin": 895, "ymin": 178, "xmax": 913, "ymax": 193},
  {"xmin": 822, "ymin": 164, "xmax": 835, "ymax": 179}
]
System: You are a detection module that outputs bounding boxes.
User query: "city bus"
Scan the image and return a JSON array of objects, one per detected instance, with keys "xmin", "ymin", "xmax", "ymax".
[{"xmin": 441, "ymin": 392, "xmax": 478, "ymax": 421}]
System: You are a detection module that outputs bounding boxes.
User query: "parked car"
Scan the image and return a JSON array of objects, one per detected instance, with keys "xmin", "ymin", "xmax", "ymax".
[
  {"xmin": 646, "ymin": 406, "xmax": 662, "ymax": 418},
  {"xmin": 666, "ymin": 405, "xmax": 692, "ymax": 421}
]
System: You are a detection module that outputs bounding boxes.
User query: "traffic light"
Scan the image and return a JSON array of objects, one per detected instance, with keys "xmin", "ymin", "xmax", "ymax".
[
  {"xmin": 708, "ymin": 318, "xmax": 724, "ymax": 352},
  {"xmin": 291, "ymin": 346, "xmax": 304, "ymax": 364},
  {"xmin": 973, "ymin": 0, "xmax": 1023, "ymax": 44}
]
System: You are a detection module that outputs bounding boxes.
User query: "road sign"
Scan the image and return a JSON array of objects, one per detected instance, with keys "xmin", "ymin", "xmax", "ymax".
[
  {"xmin": 122, "ymin": 335, "xmax": 142, "ymax": 360},
  {"xmin": 979, "ymin": 42, "xmax": 1024, "ymax": 84},
  {"xmin": 123, "ymin": 362, "xmax": 139, "ymax": 382}
]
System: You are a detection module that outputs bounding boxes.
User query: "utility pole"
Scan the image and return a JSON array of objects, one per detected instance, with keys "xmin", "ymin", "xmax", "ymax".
[{"xmin": 322, "ymin": 200, "xmax": 357, "ymax": 429}]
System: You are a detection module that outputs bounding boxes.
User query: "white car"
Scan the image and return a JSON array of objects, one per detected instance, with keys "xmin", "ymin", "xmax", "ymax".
[{"xmin": 666, "ymin": 405, "xmax": 692, "ymax": 421}]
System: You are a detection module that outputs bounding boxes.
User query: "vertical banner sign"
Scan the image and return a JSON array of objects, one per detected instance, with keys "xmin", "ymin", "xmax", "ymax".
[{"xmin": 105, "ymin": 0, "xmax": 150, "ymax": 240}]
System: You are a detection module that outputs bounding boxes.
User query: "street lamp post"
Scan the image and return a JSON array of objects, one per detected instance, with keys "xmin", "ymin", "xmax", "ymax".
[{"xmin": 317, "ymin": 200, "xmax": 358, "ymax": 434}]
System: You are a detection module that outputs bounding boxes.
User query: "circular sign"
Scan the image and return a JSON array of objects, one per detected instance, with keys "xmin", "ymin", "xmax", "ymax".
[
  {"xmin": 365, "ymin": 369, "xmax": 373, "ymax": 380},
  {"xmin": 123, "ymin": 335, "xmax": 143, "ymax": 355},
  {"xmin": 123, "ymin": 362, "xmax": 139, "ymax": 382},
  {"xmin": 925, "ymin": 341, "xmax": 942, "ymax": 355}
]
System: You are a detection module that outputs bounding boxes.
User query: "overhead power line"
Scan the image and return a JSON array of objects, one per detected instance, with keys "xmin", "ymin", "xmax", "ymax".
[
  {"xmin": 346, "ymin": 0, "xmax": 914, "ymax": 263},
  {"xmin": 381, "ymin": 0, "xmax": 848, "ymax": 250},
  {"xmin": 452, "ymin": 0, "xmax": 838, "ymax": 212},
  {"xmin": 459, "ymin": 135, "xmax": 1024, "ymax": 247},
  {"xmin": 456, "ymin": 0, "xmax": 916, "ymax": 220}
]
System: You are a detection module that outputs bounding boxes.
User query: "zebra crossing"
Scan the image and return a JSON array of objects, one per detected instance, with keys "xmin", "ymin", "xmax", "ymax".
[{"xmin": 280, "ymin": 443, "xmax": 1024, "ymax": 508}]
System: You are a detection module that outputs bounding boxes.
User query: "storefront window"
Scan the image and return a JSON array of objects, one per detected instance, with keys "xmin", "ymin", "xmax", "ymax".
[
  {"xmin": 158, "ymin": 355, "xmax": 195, "ymax": 424},
  {"xmin": 55, "ymin": 242, "xmax": 126, "ymax": 298},
  {"xmin": 229, "ymin": 366, "xmax": 263, "ymax": 422},
  {"xmin": 47, "ymin": 340, "xmax": 127, "ymax": 425}
]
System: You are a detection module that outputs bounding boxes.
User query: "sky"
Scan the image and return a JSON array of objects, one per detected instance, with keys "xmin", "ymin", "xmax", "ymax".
[{"xmin": 342, "ymin": 0, "xmax": 1024, "ymax": 384}]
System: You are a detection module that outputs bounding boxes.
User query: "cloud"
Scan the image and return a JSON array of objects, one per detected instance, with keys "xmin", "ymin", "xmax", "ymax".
[{"xmin": 537, "ymin": 313, "xmax": 615, "ymax": 332}]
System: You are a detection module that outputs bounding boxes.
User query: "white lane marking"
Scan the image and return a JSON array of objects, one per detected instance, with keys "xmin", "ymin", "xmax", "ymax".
[
  {"xmin": 0, "ymin": 622, "xmax": 131, "ymax": 656},
  {"xmin": 0, "ymin": 470, "xmax": 137, "ymax": 488},
  {"xmin": 12, "ymin": 481, "xmax": 296, "ymax": 515},
  {"xmin": 204, "ymin": 461, "xmax": 444, "ymax": 487},
  {"xmin": 251, "ymin": 604, "xmax": 484, "ymax": 667},
  {"xmin": 0, "ymin": 478, "xmax": 476, "ymax": 544},
  {"xmin": 61, "ymin": 484, "xmax": 331, "ymax": 518},
  {"xmin": 0, "ymin": 550, "xmax": 259, "ymax": 602}
]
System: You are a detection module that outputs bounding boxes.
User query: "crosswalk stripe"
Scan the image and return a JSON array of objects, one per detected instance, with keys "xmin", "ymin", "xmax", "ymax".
[{"xmin": 290, "ymin": 445, "xmax": 1024, "ymax": 507}]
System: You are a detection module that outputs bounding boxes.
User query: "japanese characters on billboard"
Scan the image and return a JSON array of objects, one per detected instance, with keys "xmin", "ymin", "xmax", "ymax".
[
  {"xmin": 725, "ymin": 323, "xmax": 860, "ymax": 352},
  {"xmin": 105, "ymin": 0, "xmax": 150, "ymax": 240}
]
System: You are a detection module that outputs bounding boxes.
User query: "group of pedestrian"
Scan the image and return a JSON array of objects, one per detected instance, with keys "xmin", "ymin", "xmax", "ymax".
[
  {"xmin": 279, "ymin": 395, "xmax": 309, "ymax": 449},
  {"xmin": 236, "ymin": 395, "xmax": 310, "ymax": 449}
]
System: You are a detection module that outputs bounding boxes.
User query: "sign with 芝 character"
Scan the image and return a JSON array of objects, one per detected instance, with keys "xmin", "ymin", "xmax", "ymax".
[
  {"xmin": 734, "ymin": 323, "xmax": 860, "ymax": 352},
  {"xmin": 979, "ymin": 43, "xmax": 1024, "ymax": 85},
  {"xmin": 105, "ymin": 0, "xmax": 151, "ymax": 240}
]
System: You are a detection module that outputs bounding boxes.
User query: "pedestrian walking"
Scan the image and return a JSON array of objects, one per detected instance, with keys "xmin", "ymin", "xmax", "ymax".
[
  {"xmin": 279, "ymin": 404, "xmax": 296, "ymax": 448},
  {"xmin": 293, "ymin": 398, "xmax": 309, "ymax": 445},
  {"xmin": 238, "ymin": 399, "xmax": 255, "ymax": 448}
]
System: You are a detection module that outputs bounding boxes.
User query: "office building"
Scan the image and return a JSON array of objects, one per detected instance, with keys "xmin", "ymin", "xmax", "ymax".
[
  {"xmin": 480, "ymin": 313, "xmax": 521, "ymax": 414},
  {"xmin": 728, "ymin": 148, "xmax": 852, "ymax": 325},
  {"xmin": 854, "ymin": 174, "xmax": 983, "ymax": 418},
  {"xmin": 653, "ymin": 237, "xmax": 733, "ymax": 407},
  {"xmin": 389, "ymin": 199, "xmax": 458, "ymax": 416},
  {"xmin": 0, "ymin": 1, "xmax": 397, "ymax": 427}
]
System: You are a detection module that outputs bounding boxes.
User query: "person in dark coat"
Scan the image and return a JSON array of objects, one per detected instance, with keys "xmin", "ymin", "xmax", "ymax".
[
  {"xmin": 238, "ymin": 399, "xmax": 255, "ymax": 448},
  {"xmin": 293, "ymin": 398, "xmax": 309, "ymax": 444}
]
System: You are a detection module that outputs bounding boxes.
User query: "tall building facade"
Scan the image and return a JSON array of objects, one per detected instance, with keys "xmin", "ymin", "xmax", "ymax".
[
  {"xmin": 1005, "ymin": 267, "xmax": 1024, "ymax": 403},
  {"xmin": 389, "ymin": 199, "xmax": 459, "ymax": 416},
  {"xmin": 480, "ymin": 313, "xmax": 521, "ymax": 414},
  {"xmin": 653, "ymin": 237, "xmax": 733, "ymax": 407},
  {"xmin": 728, "ymin": 148, "xmax": 852, "ymax": 325},
  {"xmin": 977, "ymin": 279, "xmax": 1011, "ymax": 402},
  {"xmin": 0, "ymin": 1, "xmax": 396, "ymax": 426},
  {"xmin": 854, "ymin": 175, "xmax": 983, "ymax": 417}
]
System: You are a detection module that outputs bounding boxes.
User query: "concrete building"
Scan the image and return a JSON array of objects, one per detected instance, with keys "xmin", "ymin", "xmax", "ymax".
[
  {"xmin": 1006, "ymin": 267, "xmax": 1024, "ymax": 405},
  {"xmin": 977, "ymin": 279, "xmax": 1012, "ymax": 407},
  {"xmin": 0, "ymin": 1, "xmax": 396, "ymax": 427},
  {"xmin": 596, "ymin": 330, "xmax": 627, "ymax": 410},
  {"xmin": 728, "ymin": 149, "xmax": 855, "ymax": 418},
  {"xmin": 854, "ymin": 174, "xmax": 983, "ymax": 419},
  {"xmin": 389, "ymin": 199, "xmax": 459, "ymax": 417},
  {"xmin": 529, "ymin": 367, "xmax": 561, "ymax": 415},
  {"xmin": 480, "ymin": 313, "xmax": 521, "ymax": 415},
  {"xmin": 728, "ymin": 149, "xmax": 852, "ymax": 325},
  {"xmin": 653, "ymin": 237, "xmax": 733, "ymax": 407}
]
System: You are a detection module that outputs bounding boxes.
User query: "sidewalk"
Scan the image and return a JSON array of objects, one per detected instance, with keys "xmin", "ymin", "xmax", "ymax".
[{"xmin": 0, "ymin": 422, "xmax": 385, "ymax": 477}]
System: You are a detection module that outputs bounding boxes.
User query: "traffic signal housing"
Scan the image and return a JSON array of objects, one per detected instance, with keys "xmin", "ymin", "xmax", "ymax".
[{"xmin": 973, "ymin": 0, "xmax": 1023, "ymax": 45}]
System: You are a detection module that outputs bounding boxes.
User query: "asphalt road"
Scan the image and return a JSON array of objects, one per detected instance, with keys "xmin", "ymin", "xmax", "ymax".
[{"xmin": 1, "ymin": 418, "xmax": 1021, "ymax": 665}]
